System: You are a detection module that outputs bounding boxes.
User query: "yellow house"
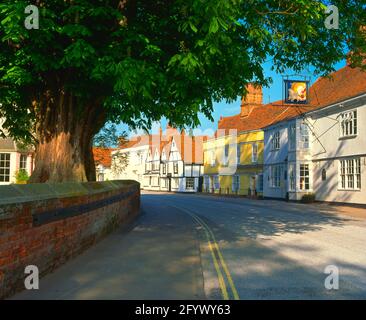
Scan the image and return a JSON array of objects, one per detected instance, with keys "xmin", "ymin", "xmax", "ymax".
[{"xmin": 203, "ymin": 85, "xmax": 286, "ymax": 196}]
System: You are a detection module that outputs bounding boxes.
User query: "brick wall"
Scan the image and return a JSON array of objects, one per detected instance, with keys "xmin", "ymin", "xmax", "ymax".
[{"xmin": 0, "ymin": 180, "xmax": 140, "ymax": 299}]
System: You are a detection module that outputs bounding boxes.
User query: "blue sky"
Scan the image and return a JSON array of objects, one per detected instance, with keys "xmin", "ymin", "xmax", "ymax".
[{"xmin": 121, "ymin": 59, "xmax": 346, "ymax": 137}]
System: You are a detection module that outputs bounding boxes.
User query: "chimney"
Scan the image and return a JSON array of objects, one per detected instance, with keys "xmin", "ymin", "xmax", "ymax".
[
  {"xmin": 166, "ymin": 124, "xmax": 178, "ymax": 137},
  {"xmin": 241, "ymin": 84, "xmax": 263, "ymax": 118}
]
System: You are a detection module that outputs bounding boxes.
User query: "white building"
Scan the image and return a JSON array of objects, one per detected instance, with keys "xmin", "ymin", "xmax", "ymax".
[
  {"xmin": 158, "ymin": 133, "xmax": 206, "ymax": 193},
  {"xmin": 0, "ymin": 138, "xmax": 34, "ymax": 185},
  {"xmin": 111, "ymin": 136, "xmax": 150, "ymax": 187},
  {"xmin": 113, "ymin": 127, "xmax": 206, "ymax": 193},
  {"xmin": 263, "ymin": 66, "xmax": 366, "ymax": 205}
]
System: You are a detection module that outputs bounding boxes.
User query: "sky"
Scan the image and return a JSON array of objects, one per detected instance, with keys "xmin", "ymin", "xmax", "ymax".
[{"xmin": 120, "ymin": 59, "xmax": 347, "ymax": 139}]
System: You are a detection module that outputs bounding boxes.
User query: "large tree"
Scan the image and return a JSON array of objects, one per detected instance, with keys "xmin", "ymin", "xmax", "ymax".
[{"xmin": 0, "ymin": 0, "xmax": 365, "ymax": 182}]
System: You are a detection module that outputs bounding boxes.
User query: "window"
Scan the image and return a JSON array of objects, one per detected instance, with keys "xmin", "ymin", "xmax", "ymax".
[
  {"xmin": 173, "ymin": 162, "xmax": 179, "ymax": 174},
  {"xmin": 210, "ymin": 150, "xmax": 216, "ymax": 167},
  {"xmin": 149, "ymin": 176, "xmax": 152, "ymax": 186},
  {"xmin": 214, "ymin": 176, "xmax": 220, "ymax": 190},
  {"xmin": 223, "ymin": 145, "xmax": 229, "ymax": 166},
  {"xmin": 322, "ymin": 169, "xmax": 327, "ymax": 181},
  {"xmin": 163, "ymin": 164, "xmax": 167, "ymax": 174},
  {"xmin": 237, "ymin": 144, "xmax": 241, "ymax": 165},
  {"xmin": 173, "ymin": 178, "xmax": 179, "ymax": 188},
  {"xmin": 299, "ymin": 164, "xmax": 310, "ymax": 191},
  {"xmin": 204, "ymin": 176, "xmax": 210, "ymax": 192},
  {"xmin": 271, "ymin": 131, "xmax": 280, "ymax": 150},
  {"xmin": 270, "ymin": 165, "xmax": 281, "ymax": 188},
  {"xmin": 232, "ymin": 175, "xmax": 240, "ymax": 192},
  {"xmin": 186, "ymin": 178, "xmax": 195, "ymax": 190},
  {"xmin": 252, "ymin": 143, "xmax": 258, "ymax": 163},
  {"xmin": 0, "ymin": 153, "xmax": 11, "ymax": 182},
  {"xmin": 340, "ymin": 110, "xmax": 357, "ymax": 137},
  {"xmin": 300, "ymin": 122, "xmax": 310, "ymax": 149},
  {"xmin": 289, "ymin": 164, "xmax": 296, "ymax": 191},
  {"xmin": 340, "ymin": 158, "xmax": 361, "ymax": 190},
  {"xmin": 289, "ymin": 124, "xmax": 296, "ymax": 150},
  {"xmin": 20, "ymin": 155, "xmax": 27, "ymax": 171}
]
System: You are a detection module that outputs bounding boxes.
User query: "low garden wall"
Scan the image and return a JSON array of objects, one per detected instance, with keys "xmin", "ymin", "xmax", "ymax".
[{"xmin": 0, "ymin": 180, "xmax": 140, "ymax": 299}]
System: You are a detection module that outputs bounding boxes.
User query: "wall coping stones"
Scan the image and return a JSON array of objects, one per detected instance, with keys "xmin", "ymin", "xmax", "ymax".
[{"xmin": 0, "ymin": 180, "xmax": 139, "ymax": 207}]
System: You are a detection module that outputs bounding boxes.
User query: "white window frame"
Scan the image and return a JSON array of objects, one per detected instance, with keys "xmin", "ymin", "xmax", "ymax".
[
  {"xmin": 0, "ymin": 153, "xmax": 11, "ymax": 183},
  {"xmin": 289, "ymin": 124, "xmax": 296, "ymax": 151},
  {"xmin": 252, "ymin": 143, "xmax": 258, "ymax": 163},
  {"xmin": 271, "ymin": 131, "xmax": 280, "ymax": 151},
  {"xmin": 20, "ymin": 154, "xmax": 27, "ymax": 171},
  {"xmin": 340, "ymin": 110, "xmax": 358, "ymax": 138},
  {"xmin": 300, "ymin": 122, "xmax": 310, "ymax": 149},
  {"xmin": 173, "ymin": 162, "xmax": 179, "ymax": 174},
  {"xmin": 186, "ymin": 177, "xmax": 195, "ymax": 190},
  {"xmin": 289, "ymin": 164, "xmax": 296, "ymax": 191},
  {"xmin": 223, "ymin": 145, "xmax": 229, "ymax": 166},
  {"xmin": 237, "ymin": 144, "xmax": 241, "ymax": 165},
  {"xmin": 299, "ymin": 163, "xmax": 310, "ymax": 191},
  {"xmin": 270, "ymin": 165, "xmax": 281, "ymax": 188},
  {"xmin": 339, "ymin": 158, "xmax": 361, "ymax": 190},
  {"xmin": 214, "ymin": 175, "xmax": 220, "ymax": 190},
  {"xmin": 204, "ymin": 176, "xmax": 210, "ymax": 192},
  {"xmin": 210, "ymin": 150, "xmax": 216, "ymax": 167}
]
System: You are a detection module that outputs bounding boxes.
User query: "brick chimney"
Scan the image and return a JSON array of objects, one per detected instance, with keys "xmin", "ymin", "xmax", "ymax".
[{"xmin": 240, "ymin": 84, "xmax": 263, "ymax": 118}]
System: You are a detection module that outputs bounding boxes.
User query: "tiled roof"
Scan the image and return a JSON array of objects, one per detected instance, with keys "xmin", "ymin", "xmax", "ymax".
[
  {"xmin": 93, "ymin": 147, "xmax": 115, "ymax": 168},
  {"xmin": 0, "ymin": 138, "xmax": 16, "ymax": 151},
  {"xmin": 219, "ymin": 66, "xmax": 366, "ymax": 131}
]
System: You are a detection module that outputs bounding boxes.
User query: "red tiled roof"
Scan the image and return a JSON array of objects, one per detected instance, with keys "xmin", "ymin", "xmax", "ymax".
[
  {"xmin": 93, "ymin": 148, "xmax": 115, "ymax": 168},
  {"xmin": 218, "ymin": 66, "xmax": 366, "ymax": 131}
]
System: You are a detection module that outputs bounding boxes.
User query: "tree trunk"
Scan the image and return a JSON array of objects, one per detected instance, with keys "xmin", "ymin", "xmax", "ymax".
[{"xmin": 29, "ymin": 90, "xmax": 105, "ymax": 183}]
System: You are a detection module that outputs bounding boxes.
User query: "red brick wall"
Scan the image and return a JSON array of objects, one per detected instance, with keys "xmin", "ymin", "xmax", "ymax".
[{"xmin": 0, "ymin": 181, "xmax": 140, "ymax": 299}]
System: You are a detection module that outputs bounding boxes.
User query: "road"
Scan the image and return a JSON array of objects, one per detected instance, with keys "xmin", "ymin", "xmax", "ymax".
[{"xmin": 13, "ymin": 192, "xmax": 366, "ymax": 300}]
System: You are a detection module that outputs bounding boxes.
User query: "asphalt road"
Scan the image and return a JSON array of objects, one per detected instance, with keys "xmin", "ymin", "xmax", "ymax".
[{"xmin": 13, "ymin": 192, "xmax": 366, "ymax": 300}]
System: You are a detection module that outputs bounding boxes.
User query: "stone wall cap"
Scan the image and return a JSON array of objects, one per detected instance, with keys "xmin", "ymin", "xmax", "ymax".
[{"xmin": 0, "ymin": 180, "xmax": 139, "ymax": 206}]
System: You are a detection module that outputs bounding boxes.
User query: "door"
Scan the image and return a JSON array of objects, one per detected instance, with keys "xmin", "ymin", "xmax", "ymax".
[{"xmin": 198, "ymin": 176, "xmax": 203, "ymax": 193}]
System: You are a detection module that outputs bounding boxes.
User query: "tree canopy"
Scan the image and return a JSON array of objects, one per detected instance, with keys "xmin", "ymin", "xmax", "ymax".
[{"xmin": 0, "ymin": 0, "xmax": 365, "ymax": 182}]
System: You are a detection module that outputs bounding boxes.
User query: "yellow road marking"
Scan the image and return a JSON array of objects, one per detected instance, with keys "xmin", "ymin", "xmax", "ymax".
[
  {"xmin": 171, "ymin": 205, "xmax": 239, "ymax": 300},
  {"xmin": 190, "ymin": 214, "xmax": 229, "ymax": 300},
  {"xmin": 192, "ymin": 214, "xmax": 240, "ymax": 300}
]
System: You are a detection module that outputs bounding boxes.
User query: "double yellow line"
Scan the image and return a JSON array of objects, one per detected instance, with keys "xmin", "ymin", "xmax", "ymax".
[{"xmin": 173, "ymin": 206, "xmax": 239, "ymax": 300}]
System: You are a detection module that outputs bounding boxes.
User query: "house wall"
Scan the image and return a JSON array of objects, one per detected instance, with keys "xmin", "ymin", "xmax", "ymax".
[
  {"xmin": 203, "ymin": 130, "xmax": 265, "ymax": 196},
  {"xmin": 263, "ymin": 123, "xmax": 288, "ymax": 199},
  {"xmin": 310, "ymin": 100, "xmax": 366, "ymax": 204},
  {"xmin": 113, "ymin": 145, "xmax": 149, "ymax": 187},
  {"xmin": 0, "ymin": 151, "xmax": 33, "ymax": 185}
]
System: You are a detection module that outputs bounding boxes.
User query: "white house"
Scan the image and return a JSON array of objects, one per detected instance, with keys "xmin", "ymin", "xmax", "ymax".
[
  {"xmin": 158, "ymin": 132, "xmax": 206, "ymax": 193},
  {"xmin": 111, "ymin": 136, "xmax": 150, "ymax": 187},
  {"xmin": 263, "ymin": 65, "xmax": 366, "ymax": 205},
  {"xmin": 0, "ymin": 138, "xmax": 34, "ymax": 185}
]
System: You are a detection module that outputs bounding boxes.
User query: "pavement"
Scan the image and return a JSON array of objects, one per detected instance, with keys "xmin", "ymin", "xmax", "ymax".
[{"xmin": 12, "ymin": 191, "xmax": 366, "ymax": 300}]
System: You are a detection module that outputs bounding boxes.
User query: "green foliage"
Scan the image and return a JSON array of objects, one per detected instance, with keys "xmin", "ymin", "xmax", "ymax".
[
  {"xmin": 15, "ymin": 169, "xmax": 29, "ymax": 183},
  {"xmin": 0, "ymin": 0, "xmax": 365, "ymax": 142},
  {"xmin": 93, "ymin": 123, "xmax": 127, "ymax": 148}
]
